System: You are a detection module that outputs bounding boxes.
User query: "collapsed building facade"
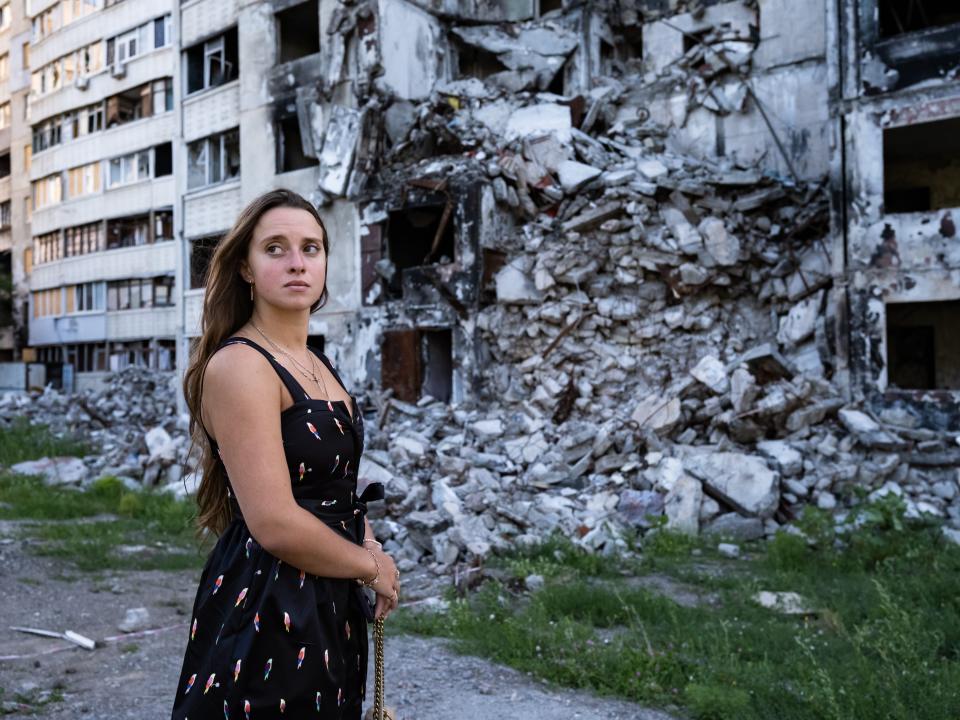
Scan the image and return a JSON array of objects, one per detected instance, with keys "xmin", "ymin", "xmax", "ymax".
[{"xmin": 4, "ymin": 0, "xmax": 959, "ymax": 568}]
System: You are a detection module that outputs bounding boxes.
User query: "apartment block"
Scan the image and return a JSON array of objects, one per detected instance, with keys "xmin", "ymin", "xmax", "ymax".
[{"xmin": 24, "ymin": 0, "xmax": 176, "ymax": 389}]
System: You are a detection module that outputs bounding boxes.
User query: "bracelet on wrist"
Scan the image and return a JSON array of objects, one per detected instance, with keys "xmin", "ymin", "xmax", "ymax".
[
  {"xmin": 356, "ymin": 546, "xmax": 380, "ymax": 588},
  {"xmin": 362, "ymin": 538, "xmax": 382, "ymax": 549}
]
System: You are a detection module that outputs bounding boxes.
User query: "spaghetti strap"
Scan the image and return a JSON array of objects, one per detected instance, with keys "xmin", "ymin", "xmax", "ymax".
[{"xmin": 218, "ymin": 336, "xmax": 311, "ymax": 403}]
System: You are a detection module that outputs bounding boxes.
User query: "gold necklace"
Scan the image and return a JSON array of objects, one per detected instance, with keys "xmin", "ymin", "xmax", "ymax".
[{"xmin": 251, "ymin": 322, "xmax": 330, "ymax": 399}]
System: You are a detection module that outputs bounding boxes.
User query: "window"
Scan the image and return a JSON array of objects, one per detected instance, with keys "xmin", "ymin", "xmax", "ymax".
[
  {"xmin": 73, "ymin": 282, "xmax": 105, "ymax": 312},
  {"xmin": 67, "ymin": 162, "xmax": 101, "ymax": 198},
  {"xmin": 34, "ymin": 232, "xmax": 63, "ymax": 265},
  {"xmin": 0, "ymin": 201, "xmax": 10, "ymax": 229},
  {"xmin": 0, "ymin": 2, "xmax": 11, "ymax": 33},
  {"xmin": 33, "ymin": 288, "xmax": 62, "ymax": 318},
  {"xmin": 276, "ymin": 0, "xmax": 320, "ymax": 64},
  {"xmin": 276, "ymin": 102, "xmax": 318, "ymax": 173},
  {"xmin": 0, "ymin": 102, "xmax": 10, "ymax": 130},
  {"xmin": 884, "ymin": 116, "xmax": 960, "ymax": 213},
  {"xmin": 107, "ymin": 149, "xmax": 151, "ymax": 188},
  {"xmin": 187, "ymin": 129, "xmax": 240, "ymax": 190},
  {"xmin": 0, "ymin": 152, "xmax": 9, "ymax": 178},
  {"xmin": 104, "ymin": 14, "xmax": 172, "ymax": 66},
  {"xmin": 185, "ymin": 27, "xmax": 238, "ymax": 94},
  {"xmin": 886, "ymin": 300, "xmax": 960, "ymax": 389},
  {"xmin": 154, "ymin": 142, "xmax": 172, "ymax": 176},
  {"xmin": 155, "ymin": 209, "xmax": 173, "ymax": 240},
  {"xmin": 30, "ymin": 41, "xmax": 103, "ymax": 99},
  {"xmin": 154, "ymin": 15, "xmax": 172, "ymax": 49},
  {"xmin": 190, "ymin": 235, "xmax": 220, "ymax": 288},
  {"xmin": 107, "ymin": 276, "xmax": 173, "ymax": 310},
  {"xmin": 0, "ymin": 53, "xmax": 8, "ymax": 82},
  {"xmin": 106, "ymin": 215, "xmax": 149, "ymax": 249},
  {"xmin": 65, "ymin": 222, "xmax": 104, "ymax": 257},
  {"xmin": 879, "ymin": 0, "xmax": 960, "ymax": 38},
  {"xmin": 33, "ymin": 174, "xmax": 63, "ymax": 210},
  {"xmin": 24, "ymin": 145, "xmax": 31, "ymax": 172}
]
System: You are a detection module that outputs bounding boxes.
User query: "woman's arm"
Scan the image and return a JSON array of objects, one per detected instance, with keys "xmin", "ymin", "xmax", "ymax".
[{"xmin": 203, "ymin": 345, "xmax": 396, "ymax": 594}]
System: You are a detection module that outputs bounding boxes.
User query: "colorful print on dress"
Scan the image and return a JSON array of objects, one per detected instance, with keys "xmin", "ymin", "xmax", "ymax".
[
  {"xmin": 275, "ymin": 561, "xmax": 282, "ymax": 581},
  {"xmin": 204, "ymin": 673, "xmax": 216, "ymax": 694},
  {"xmin": 280, "ymin": 698, "xmax": 286, "ymax": 713},
  {"xmin": 190, "ymin": 618, "xmax": 197, "ymax": 641},
  {"xmin": 297, "ymin": 646, "xmax": 306, "ymax": 669},
  {"xmin": 298, "ymin": 569, "xmax": 306, "ymax": 589},
  {"xmin": 306, "ymin": 421, "xmax": 321, "ymax": 441},
  {"xmin": 298, "ymin": 462, "xmax": 305, "ymax": 482},
  {"xmin": 235, "ymin": 587, "xmax": 248, "ymax": 607},
  {"xmin": 316, "ymin": 691, "xmax": 322, "ymax": 711},
  {"xmin": 334, "ymin": 418, "xmax": 345, "ymax": 435},
  {"xmin": 338, "ymin": 687, "xmax": 344, "ymax": 707},
  {"xmin": 331, "ymin": 454, "xmax": 340, "ymax": 473},
  {"xmin": 327, "ymin": 399, "xmax": 335, "ymax": 412},
  {"xmin": 263, "ymin": 658, "xmax": 273, "ymax": 681},
  {"xmin": 324, "ymin": 648, "xmax": 329, "ymax": 671},
  {"xmin": 183, "ymin": 673, "xmax": 197, "ymax": 695},
  {"xmin": 245, "ymin": 537, "xmax": 253, "ymax": 558},
  {"xmin": 212, "ymin": 574, "xmax": 223, "ymax": 595},
  {"xmin": 233, "ymin": 659, "xmax": 241, "ymax": 683},
  {"xmin": 345, "ymin": 620, "xmax": 351, "ymax": 640},
  {"xmin": 244, "ymin": 699, "xmax": 251, "ymax": 719},
  {"xmin": 283, "ymin": 611, "xmax": 291, "ymax": 633},
  {"xmin": 224, "ymin": 699, "xmax": 229, "ymax": 719},
  {"xmin": 253, "ymin": 612, "xmax": 260, "ymax": 632}
]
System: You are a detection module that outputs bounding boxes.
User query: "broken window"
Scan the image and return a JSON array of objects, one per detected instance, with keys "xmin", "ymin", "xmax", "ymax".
[
  {"xmin": 886, "ymin": 300, "xmax": 960, "ymax": 390},
  {"xmin": 879, "ymin": 0, "xmax": 960, "ymax": 38},
  {"xmin": 187, "ymin": 128, "xmax": 240, "ymax": 190},
  {"xmin": 107, "ymin": 215, "xmax": 150, "ymax": 249},
  {"xmin": 155, "ymin": 142, "xmax": 173, "ymax": 176},
  {"xmin": 537, "ymin": 0, "xmax": 563, "ymax": 16},
  {"xmin": 185, "ymin": 27, "xmax": 239, "ymax": 95},
  {"xmin": 380, "ymin": 327, "xmax": 453, "ymax": 402},
  {"xmin": 455, "ymin": 39, "xmax": 508, "ymax": 80},
  {"xmin": 276, "ymin": 0, "xmax": 320, "ymax": 64},
  {"xmin": 190, "ymin": 234, "xmax": 221, "ymax": 288},
  {"xmin": 276, "ymin": 102, "xmax": 318, "ymax": 173},
  {"xmin": 883, "ymin": 116, "xmax": 960, "ymax": 213},
  {"xmin": 0, "ymin": 151, "xmax": 8, "ymax": 178},
  {"xmin": 385, "ymin": 204, "xmax": 455, "ymax": 297}
]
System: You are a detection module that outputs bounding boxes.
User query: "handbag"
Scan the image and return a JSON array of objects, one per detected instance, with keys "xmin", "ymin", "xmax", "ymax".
[{"xmin": 363, "ymin": 616, "xmax": 398, "ymax": 720}]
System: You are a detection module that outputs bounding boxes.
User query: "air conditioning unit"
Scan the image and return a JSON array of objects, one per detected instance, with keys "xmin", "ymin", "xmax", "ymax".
[
  {"xmin": 110, "ymin": 61, "xmax": 126, "ymax": 79},
  {"xmin": 74, "ymin": 75, "xmax": 89, "ymax": 91}
]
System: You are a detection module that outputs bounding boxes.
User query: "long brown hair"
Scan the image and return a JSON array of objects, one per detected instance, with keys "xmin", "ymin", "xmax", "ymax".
[{"xmin": 183, "ymin": 188, "xmax": 330, "ymax": 536}]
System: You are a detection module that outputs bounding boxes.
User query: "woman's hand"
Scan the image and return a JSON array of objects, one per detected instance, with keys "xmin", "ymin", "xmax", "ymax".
[{"xmin": 368, "ymin": 548, "xmax": 400, "ymax": 620}]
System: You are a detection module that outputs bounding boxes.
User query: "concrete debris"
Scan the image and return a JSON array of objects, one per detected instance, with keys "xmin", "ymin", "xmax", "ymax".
[{"xmin": 752, "ymin": 591, "xmax": 814, "ymax": 616}]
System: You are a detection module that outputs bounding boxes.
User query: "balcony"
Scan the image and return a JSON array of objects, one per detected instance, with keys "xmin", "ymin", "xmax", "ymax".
[{"xmin": 29, "ymin": 237, "xmax": 176, "ymax": 290}]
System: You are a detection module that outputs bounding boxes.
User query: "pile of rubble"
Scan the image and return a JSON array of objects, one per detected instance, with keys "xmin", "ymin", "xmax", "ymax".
[
  {"xmin": 356, "ymin": 79, "xmax": 960, "ymax": 571},
  {"xmin": 0, "ymin": 366, "xmax": 194, "ymax": 492}
]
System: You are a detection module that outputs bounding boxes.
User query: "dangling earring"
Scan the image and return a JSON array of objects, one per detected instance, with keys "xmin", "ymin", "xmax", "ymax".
[{"xmin": 249, "ymin": 282, "xmax": 254, "ymax": 301}]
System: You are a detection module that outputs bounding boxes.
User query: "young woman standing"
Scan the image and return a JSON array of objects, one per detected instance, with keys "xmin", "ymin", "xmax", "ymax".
[{"xmin": 172, "ymin": 189, "xmax": 399, "ymax": 719}]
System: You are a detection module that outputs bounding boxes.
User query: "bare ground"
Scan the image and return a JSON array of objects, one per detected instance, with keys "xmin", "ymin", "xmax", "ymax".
[{"xmin": 0, "ymin": 529, "xmax": 677, "ymax": 720}]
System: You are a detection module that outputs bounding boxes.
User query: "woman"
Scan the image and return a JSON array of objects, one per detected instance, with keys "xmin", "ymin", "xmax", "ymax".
[{"xmin": 172, "ymin": 189, "xmax": 399, "ymax": 719}]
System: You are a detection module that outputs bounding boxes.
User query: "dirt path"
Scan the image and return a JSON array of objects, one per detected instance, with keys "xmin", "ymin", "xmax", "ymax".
[{"xmin": 0, "ymin": 533, "xmax": 676, "ymax": 720}]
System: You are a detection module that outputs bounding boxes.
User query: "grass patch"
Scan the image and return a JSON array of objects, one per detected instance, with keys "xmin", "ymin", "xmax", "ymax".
[
  {"xmin": 0, "ymin": 416, "xmax": 94, "ymax": 466},
  {"xmin": 394, "ymin": 497, "xmax": 960, "ymax": 720},
  {"xmin": 0, "ymin": 473, "xmax": 208, "ymax": 572}
]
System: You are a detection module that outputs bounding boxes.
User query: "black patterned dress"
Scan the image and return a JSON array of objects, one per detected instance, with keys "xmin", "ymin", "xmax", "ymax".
[{"xmin": 171, "ymin": 336, "xmax": 382, "ymax": 720}]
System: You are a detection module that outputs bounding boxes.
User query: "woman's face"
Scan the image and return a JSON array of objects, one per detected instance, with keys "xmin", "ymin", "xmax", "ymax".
[{"xmin": 241, "ymin": 206, "xmax": 327, "ymax": 311}]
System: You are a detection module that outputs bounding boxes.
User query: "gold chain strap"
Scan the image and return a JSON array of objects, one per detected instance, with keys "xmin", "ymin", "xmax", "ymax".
[{"xmin": 372, "ymin": 615, "xmax": 385, "ymax": 720}]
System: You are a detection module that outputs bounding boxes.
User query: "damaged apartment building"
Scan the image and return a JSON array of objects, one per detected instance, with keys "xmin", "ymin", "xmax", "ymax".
[{"xmin": 2, "ymin": 0, "xmax": 957, "ymax": 437}]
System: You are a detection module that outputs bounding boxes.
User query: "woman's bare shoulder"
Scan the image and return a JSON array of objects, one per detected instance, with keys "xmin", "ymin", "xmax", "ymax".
[{"xmin": 201, "ymin": 342, "xmax": 281, "ymax": 436}]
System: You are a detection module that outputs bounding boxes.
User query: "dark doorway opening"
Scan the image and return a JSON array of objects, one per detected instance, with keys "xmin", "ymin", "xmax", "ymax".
[
  {"xmin": 381, "ymin": 327, "xmax": 453, "ymax": 403},
  {"xmin": 385, "ymin": 204, "xmax": 455, "ymax": 297}
]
